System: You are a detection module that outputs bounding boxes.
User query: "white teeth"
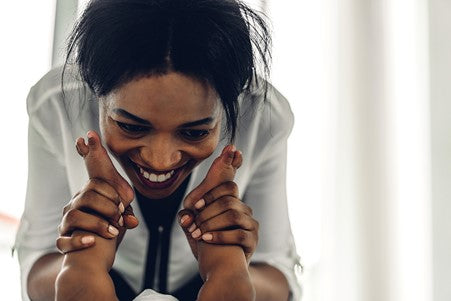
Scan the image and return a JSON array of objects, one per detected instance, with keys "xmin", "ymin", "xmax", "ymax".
[
  {"xmin": 138, "ymin": 166, "xmax": 175, "ymax": 183},
  {"xmin": 137, "ymin": 163, "xmax": 180, "ymax": 183}
]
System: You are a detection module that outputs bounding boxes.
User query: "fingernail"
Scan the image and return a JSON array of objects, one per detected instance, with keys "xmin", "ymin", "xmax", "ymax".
[
  {"xmin": 194, "ymin": 199, "xmax": 205, "ymax": 209},
  {"xmin": 81, "ymin": 236, "xmax": 95, "ymax": 244},
  {"xmin": 230, "ymin": 145, "xmax": 236, "ymax": 152},
  {"xmin": 108, "ymin": 225, "xmax": 119, "ymax": 236},
  {"xmin": 88, "ymin": 136, "xmax": 95, "ymax": 146},
  {"xmin": 180, "ymin": 215, "xmax": 189, "ymax": 225},
  {"xmin": 191, "ymin": 228, "xmax": 202, "ymax": 239},
  {"xmin": 188, "ymin": 223, "xmax": 196, "ymax": 233},
  {"xmin": 119, "ymin": 202, "xmax": 125, "ymax": 213},
  {"xmin": 202, "ymin": 233, "xmax": 213, "ymax": 241},
  {"xmin": 118, "ymin": 216, "xmax": 124, "ymax": 227}
]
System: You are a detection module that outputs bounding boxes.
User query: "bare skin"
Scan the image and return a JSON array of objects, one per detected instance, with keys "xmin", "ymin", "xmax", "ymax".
[
  {"xmin": 28, "ymin": 74, "xmax": 289, "ymax": 301},
  {"xmin": 55, "ymin": 131, "xmax": 253, "ymax": 301},
  {"xmin": 178, "ymin": 144, "xmax": 255, "ymax": 300}
]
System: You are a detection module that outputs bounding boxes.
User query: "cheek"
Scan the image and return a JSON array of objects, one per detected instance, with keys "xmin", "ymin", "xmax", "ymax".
[
  {"xmin": 101, "ymin": 122, "xmax": 131, "ymax": 157},
  {"xmin": 189, "ymin": 128, "xmax": 221, "ymax": 161}
]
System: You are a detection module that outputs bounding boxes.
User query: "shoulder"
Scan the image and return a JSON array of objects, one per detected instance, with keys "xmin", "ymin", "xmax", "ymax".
[
  {"xmin": 238, "ymin": 80, "xmax": 294, "ymax": 143},
  {"xmin": 26, "ymin": 65, "xmax": 87, "ymax": 116}
]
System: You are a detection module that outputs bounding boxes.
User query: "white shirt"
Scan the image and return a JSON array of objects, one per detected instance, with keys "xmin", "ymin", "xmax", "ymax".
[
  {"xmin": 14, "ymin": 66, "xmax": 302, "ymax": 301},
  {"xmin": 134, "ymin": 290, "xmax": 179, "ymax": 301}
]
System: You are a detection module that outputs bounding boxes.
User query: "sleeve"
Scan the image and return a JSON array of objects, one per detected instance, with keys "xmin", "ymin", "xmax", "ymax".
[
  {"xmin": 13, "ymin": 87, "xmax": 72, "ymax": 301},
  {"xmin": 133, "ymin": 289, "xmax": 179, "ymax": 301},
  {"xmin": 242, "ymin": 88, "xmax": 303, "ymax": 300}
]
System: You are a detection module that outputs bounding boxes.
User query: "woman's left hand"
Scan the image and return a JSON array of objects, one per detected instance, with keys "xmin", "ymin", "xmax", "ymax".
[{"xmin": 178, "ymin": 180, "xmax": 259, "ymax": 262}]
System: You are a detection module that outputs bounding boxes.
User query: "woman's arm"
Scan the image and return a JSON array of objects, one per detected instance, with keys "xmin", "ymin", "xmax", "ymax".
[
  {"xmin": 27, "ymin": 253, "xmax": 63, "ymax": 301},
  {"xmin": 249, "ymin": 264, "xmax": 290, "ymax": 301}
]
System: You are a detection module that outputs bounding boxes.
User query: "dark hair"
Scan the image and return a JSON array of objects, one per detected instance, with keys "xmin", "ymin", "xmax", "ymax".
[{"xmin": 63, "ymin": 0, "xmax": 271, "ymax": 141}]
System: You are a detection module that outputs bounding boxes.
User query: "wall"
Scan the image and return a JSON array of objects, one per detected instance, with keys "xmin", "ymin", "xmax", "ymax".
[{"xmin": 429, "ymin": 1, "xmax": 451, "ymax": 301}]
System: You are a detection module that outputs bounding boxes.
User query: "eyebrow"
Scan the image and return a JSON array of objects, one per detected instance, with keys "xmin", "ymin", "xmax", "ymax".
[{"xmin": 112, "ymin": 108, "xmax": 214, "ymax": 128}]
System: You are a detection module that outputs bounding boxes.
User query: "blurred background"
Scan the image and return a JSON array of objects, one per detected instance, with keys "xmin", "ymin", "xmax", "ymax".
[{"xmin": 0, "ymin": 0, "xmax": 450, "ymax": 300}]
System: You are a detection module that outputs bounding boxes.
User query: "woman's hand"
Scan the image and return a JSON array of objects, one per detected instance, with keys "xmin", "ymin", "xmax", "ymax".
[
  {"xmin": 179, "ymin": 181, "xmax": 259, "ymax": 262},
  {"xmin": 56, "ymin": 131, "xmax": 138, "ymax": 254},
  {"xmin": 177, "ymin": 146, "xmax": 259, "ymax": 263}
]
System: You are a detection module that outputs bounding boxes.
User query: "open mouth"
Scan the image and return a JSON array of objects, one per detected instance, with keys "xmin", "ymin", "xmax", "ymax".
[{"xmin": 131, "ymin": 160, "xmax": 186, "ymax": 190}]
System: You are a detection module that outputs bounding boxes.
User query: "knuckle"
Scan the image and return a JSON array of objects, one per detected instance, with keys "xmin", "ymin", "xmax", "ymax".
[
  {"xmin": 228, "ymin": 209, "xmax": 241, "ymax": 223},
  {"xmin": 215, "ymin": 231, "xmax": 223, "ymax": 242},
  {"xmin": 62, "ymin": 203, "xmax": 71, "ymax": 215},
  {"xmin": 203, "ymin": 191, "xmax": 214, "ymax": 204},
  {"xmin": 57, "ymin": 223, "xmax": 64, "ymax": 235},
  {"xmin": 195, "ymin": 215, "xmax": 204, "ymax": 226},
  {"xmin": 199, "ymin": 220, "xmax": 212, "ymax": 233},
  {"xmin": 96, "ymin": 219, "xmax": 108, "ymax": 233},
  {"xmin": 112, "ymin": 208, "xmax": 122, "ymax": 220},
  {"xmin": 65, "ymin": 209, "xmax": 79, "ymax": 225},
  {"xmin": 87, "ymin": 177, "xmax": 103, "ymax": 188},
  {"xmin": 83, "ymin": 189, "xmax": 99, "ymax": 203},
  {"xmin": 198, "ymin": 223, "xmax": 207, "ymax": 233},
  {"xmin": 245, "ymin": 204, "xmax": 253, "ymax": 216},
  {"xmin": 219, "ymin": 196, "xmax": 235, "ymax": 210},
  {"xmin": 254, "ymin": 219, "xmax": 260, "ymax": 230},
  {"xmin": 225, "ymin": 181, "xmax": 238, "ymax": 195},
  {"xmin": 55, "ymin": 238, "xmax": 64, "ymax": 252},
  {"xmin": 237, "ymin": 230, "xmax": 248, "ymax": 243},
  {"xmin": 105, "ymin": 203, "xmax": 120, "ymax": 220}
]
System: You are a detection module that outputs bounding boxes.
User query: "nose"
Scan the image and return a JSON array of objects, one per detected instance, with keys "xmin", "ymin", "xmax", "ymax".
[{"xmin": 139, "ymin": 135, "xmax": 182, "ymax": 171}]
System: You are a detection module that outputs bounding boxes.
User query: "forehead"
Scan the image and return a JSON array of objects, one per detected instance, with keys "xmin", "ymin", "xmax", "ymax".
[{"xmin": 105, "ymin": 73, "xmax": 220, "ymax": 124}]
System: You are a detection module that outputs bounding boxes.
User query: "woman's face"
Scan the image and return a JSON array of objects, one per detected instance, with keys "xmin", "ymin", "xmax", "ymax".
[{"xmin": 99, "ymin": 72, "xmax": 222, "ymax": 200}]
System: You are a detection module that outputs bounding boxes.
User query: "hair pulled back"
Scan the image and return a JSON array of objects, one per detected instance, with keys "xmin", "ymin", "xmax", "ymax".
[{"xmin": 64, "ymin": 0, "xmax": 271, "ymax": 140}]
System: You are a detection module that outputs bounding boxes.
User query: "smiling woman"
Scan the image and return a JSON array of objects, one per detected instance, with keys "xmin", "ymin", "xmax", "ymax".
[
  {"xmin": 100, "ymin": 74, "xmax": 222, "ymax": 200},
  {"xmin": 14, "ymin": 0, "xmax": 301, "ymax": 300}
]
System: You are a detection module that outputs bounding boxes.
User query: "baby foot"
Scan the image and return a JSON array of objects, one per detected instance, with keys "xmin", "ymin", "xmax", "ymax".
[
  {"xmin": 76, "ymin": 130, "xmax": 137, "ymax": 228},
  {"xmin": 182, "ymin": 144, "xmax": 243, "ymax": 211},
  {"xmin": 178, "ymin": 145, "xmax": 243, "ymax": 254}
]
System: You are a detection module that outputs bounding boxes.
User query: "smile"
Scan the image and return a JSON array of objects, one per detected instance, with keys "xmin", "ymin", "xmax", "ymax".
[
  {"xmin": 138, "ymin": 167, "xmax": 175, "ymax": 183},
  {"xmin": 131, "ymin": 160, "xmax": 188, "ymax": 190}
]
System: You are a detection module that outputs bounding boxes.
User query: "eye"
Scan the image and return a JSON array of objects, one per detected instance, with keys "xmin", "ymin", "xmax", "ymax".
[
  {"xmin": 179, "ymin": 129, "xmax": 210, "ymax": 141},
  {"xmin": 116, "ymin": 121, "xmax": 149, "ymax": 133}
]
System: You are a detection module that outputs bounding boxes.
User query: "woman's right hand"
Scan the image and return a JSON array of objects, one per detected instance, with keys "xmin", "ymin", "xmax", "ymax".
[{"xmin": 56, "ymin": 131, "xmax": 138, "ymax": 254}]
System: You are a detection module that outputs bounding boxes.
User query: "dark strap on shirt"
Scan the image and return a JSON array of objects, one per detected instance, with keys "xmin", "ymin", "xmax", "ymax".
[
  {"xmin": 110, "ymin": 175, "xmax": 203, "ymax": 300},
  {"xmin": 137, "ymin": 175, "xmax": 190, "ymax": 293}
]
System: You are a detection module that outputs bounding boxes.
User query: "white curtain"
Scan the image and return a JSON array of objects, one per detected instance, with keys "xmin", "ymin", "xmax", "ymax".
[{"xmin": 267, "ymin": 0, "xmax": 451, "ymax": 300}]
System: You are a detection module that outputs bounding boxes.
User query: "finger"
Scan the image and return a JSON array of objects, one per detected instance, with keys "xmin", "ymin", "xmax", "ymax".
[
  {"xmin": 123, "ymin": 205, "xmax": 139, "ymax": 229},
  {"xmin": 176, "ymin": 209, "xmax": 199, "ymax": 258},
  {"xmin": 197, "ymin": 209, "xmax": 256, "ymax": 234},
  {"xmin": 183, "ymin": 145, "xmax": 238, "ymax": 209},
  {"xmin": 81, "ymin": 130, "xmax": 134, "ymax": 206},
  {"xmin": 177, "ymin": 209, "xmax": 196, "ymax": 229},
  {"xmin": 56, "ymin": 234, "xmax": 95, "ymax": 254},
  {"xmin": 73, "ymin": 189, "xmax": 122, "ymax": 226},
  {"xmin": 84, "ymin": 178, "xmax": 122, "ymax": 206},
  {"xmin": 200, "ymin": 229, "xmax": 256, "ymax": 254},
  {"xmin": 195, "ymin": 196, "xmax": 252, "ymax": 225},
  {"xmin": 59, "ymin": 209, "xmax": 120, "ymax": 239},
  {"xmin": 200, "ymin": 181, "xmax": 239, "ymax": 208}
]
